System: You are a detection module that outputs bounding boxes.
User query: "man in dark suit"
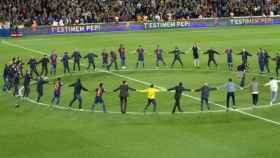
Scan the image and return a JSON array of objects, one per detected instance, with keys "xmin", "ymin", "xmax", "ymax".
[
  {"xmin": 169, "ymin": 46, "xmax": 185, "ymax": 68},
  {"xmin": 68, "ymin": 78, "xmax": 88, "ymax": 109},
  {"xmin": 195, "ymin": 83, "xmax": 217, "ymax": 111},
  {"xmin": 84, "ymin": 49, "xmax": 98, "ymax": 71},
  {"xmin": 114, "ymin": 81, "xmax": 136, "ymax": 114},
  {"xmin": 71, "ymin": 48, "xmax": 82, "ymax": 71},
  {"xmin": 35, "ymin": 76, "xmax": 49, "ymax": 102},
  {"xmin": 204, "ymin": 48, "xmax": 220, "ymax": 68},
  {"xmin": 168, "ymin": 82, "xmax": 191, "ymax": 114}
]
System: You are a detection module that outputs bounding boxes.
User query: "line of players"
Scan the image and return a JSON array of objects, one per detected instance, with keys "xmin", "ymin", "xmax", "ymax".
[
  {"xmin": 4, "ymin": 44, "xmax": 280, "ymax": 78},
  {"xmin": 2, "ymin": 44, "xmax": 280, "ymax": 113},
  {"xmin": 5, "ymin": 75, "xmax": 280, "ymax": 114}
]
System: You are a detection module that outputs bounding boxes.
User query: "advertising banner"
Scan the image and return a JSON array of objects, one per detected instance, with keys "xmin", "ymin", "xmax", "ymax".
[{"xmin": 1, "ymin": 16, "xmax": 280, "ymax": 37}]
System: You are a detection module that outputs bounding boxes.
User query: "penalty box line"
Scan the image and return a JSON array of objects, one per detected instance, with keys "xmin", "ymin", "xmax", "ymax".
[{"xmin": 3, "ymin": 40, "xmax": 280, "ymax": 126}]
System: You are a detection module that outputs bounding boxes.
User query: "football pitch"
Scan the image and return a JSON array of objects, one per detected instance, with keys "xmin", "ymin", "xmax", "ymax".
[{"xmin": 1, "ymin": 25, "xmax": 280, "ymax": 158}]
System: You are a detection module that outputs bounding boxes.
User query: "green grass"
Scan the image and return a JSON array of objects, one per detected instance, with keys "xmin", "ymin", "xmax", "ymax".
[{"xmin": 1, "ymin": 25, "xmax": 280, "ymax": 158}]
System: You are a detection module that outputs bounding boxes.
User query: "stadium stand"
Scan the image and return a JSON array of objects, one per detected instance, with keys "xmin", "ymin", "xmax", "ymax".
[{"xmin": 0, "ymin": 0, "xmax": 280, "ymax": 26}]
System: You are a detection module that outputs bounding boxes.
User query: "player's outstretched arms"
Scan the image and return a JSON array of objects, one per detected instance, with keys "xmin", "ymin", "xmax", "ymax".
[
  {"xmin": 113, "ymin": 87, "xmax": 120, "ymax": 92},
  {"xmin": 159, "ymin": 88, "xmax": 167, "ymax": 92},
  {"xmin": 167, "ymin": 87, "xmax": 175, "ymax": 92},
  {"xmin": 128, "ymin": 87, "xmax": 137, "ymax": 91}
]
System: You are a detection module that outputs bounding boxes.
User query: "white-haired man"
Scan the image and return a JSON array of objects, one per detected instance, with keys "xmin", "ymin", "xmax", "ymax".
[{"xmin": 264, "ymin": 77, "xmax": 280, "ymax": 105}]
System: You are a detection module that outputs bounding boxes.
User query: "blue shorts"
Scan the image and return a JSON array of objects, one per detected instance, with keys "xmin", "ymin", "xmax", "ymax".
[
  {"xmin": 138, "ymin": 57, "xmax": 144, "ymax": 61},
  {"xmin": 54, "ymin": 91, "xmax": 60, "ymax": 98},
  {"xmin": 51, "ymin": 64, "xmax": 56, "ymax": 69},
  {"xmin": 95, "ymin": 96, "xmax": 104, "ymax": 104}
]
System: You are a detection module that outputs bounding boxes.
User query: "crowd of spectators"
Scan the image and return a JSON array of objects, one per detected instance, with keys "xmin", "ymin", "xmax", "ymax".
[{"xmin": 1, "ymin": 0, "xmax": 280, "ymax": 26}]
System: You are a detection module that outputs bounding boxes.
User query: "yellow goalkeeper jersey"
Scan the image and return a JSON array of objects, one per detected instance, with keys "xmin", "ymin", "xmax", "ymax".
[{"xmin": 139, "ymin": 88, "xmax": 160, "ymax": 99}]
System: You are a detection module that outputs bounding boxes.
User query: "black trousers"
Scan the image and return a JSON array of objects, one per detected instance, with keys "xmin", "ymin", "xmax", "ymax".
[
  {"xmin": 30, "ymin": 67, "xmax": 39, "ymax": 77},
  {"xmin": 172, "ymin": 98, "xmax": 183, "ymax": 113},
  {"xmin": 171, "ymin": 58, "xmax": 183, "ymax": 68},
  {"xmin": 87, "ymin": 61, "xmax": 96, "ymax": 70},
  {"xmin": 23, "ymin": 85, "xmax": 30, "ymax": 97},
  {"xmin": 107, "ymin": 61, "xmax": 118, "ymax": 70},
  {"xmin": 120, "ymin": 97, "xmax": 128, "ymax": 113},
  {"xmin": 13, "ymin": 84, "xmax": 19, "ymax": 96},
  {"xmin": 63, "ymin": 63, "xmax": 70, "ymax": 74},
  {"xmin": 264, "ymin": 63, "xmax": 270, "ymax": 73},
  {"xmin": 36, "ymin": 90, "xmax": 43, "ymax": 102},
  {"xmin": 240, "ymin": 76, "xmax": 245, "ymax": 87},
  {"xmin": 73, "ymin": 61, "xmax": 80, "ymax": 71},
  {"xmin": 69, "ymin": 94, "xmax": 82, "ymax": 109},
  {"xmin": 226, "ymin": 92, "xmax": 235, "ymax": 108},
  {"xmin": 252, "ymin": 94, "xmax": 259, "ymax": 106},
  {"xmin": 243, "ymin": 60, "xmax": 249, "ymax": 69},
  {"xmin": 208, "ymin": 58, "xmax": 217, "ymax": 67},
  {"xmin": 41, "ymin": 66, "xmax": 48, "ymax": 76},
  {"xmin": 201, "ymin": 98, "xmax": 210, "ymax": 111}
]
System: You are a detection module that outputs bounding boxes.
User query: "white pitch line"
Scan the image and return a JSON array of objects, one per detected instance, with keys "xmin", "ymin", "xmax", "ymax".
[
  {"xmin": 18, "ymin": 71, "xmax": 280, "ymax": 115},
  {"xmin": 4, "ymin": 40, "xmax": 280, "ymax": 126},
  {"xmin": 103, "ymin": 69, "xmax": 280, "ymax": 126},
  {"xmin": 1, "ymin": 39, "xmax": 273, "ymax": 78},
  {"xmin": 18, "ymin": 88, "xmax": 226, "ymax": 115},
  {"xmin": 18, "ymin": 82, "xmax": 227, "ymax": 115}
]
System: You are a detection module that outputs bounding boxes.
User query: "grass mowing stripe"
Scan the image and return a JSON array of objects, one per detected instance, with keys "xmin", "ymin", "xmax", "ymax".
[{"xmin": 3, "ymin": 39, "xmax": 280, "ymax": 126}]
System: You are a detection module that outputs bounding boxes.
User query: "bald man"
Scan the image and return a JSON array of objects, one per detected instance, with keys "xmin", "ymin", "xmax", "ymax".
[{"xmin": 195, "ymin": 83, "xmax": 217, "ymax": 111}]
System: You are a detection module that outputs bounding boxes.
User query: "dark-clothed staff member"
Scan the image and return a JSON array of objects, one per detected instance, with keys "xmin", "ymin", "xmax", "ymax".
[
  {"xmin": 68, "ymin": 78, "xmax": 88, "ymax": 109},
  {"xmin": 263, "ymin": 49, "xmax": 270, "ymax": 73},
  {"xmin": 237, "ymin": 63, "xmax": 246, "ymax": 87},
  {"xmin": 204, "ymin": 48, "xmax": 220, "ymax": 68},
  {"xmin": 195, "ymin": 83, "xmax": 217, "ymax": 111},
  {"xmin": 7, "ymin": 65, "xmax": 15, "ymax": 91},
  {"xmin": 113, "ymin": 81, "xmax": 136, "ymax": 114},
  {"xmin": 191, "ymin": 43, "xmax": 200, "ymax": 68},
  {"xmin": 136, "ymin": 45, "xmax": 145, "ymax": 68},
  {"xmin": 39, "ymin": 55, "xmax": 50, "ymax": 76},
  {"xmin": 92, "ymin": 83, "xmax": 107, "ymax": 113},
  {"xmin": 27, "ymin": 57, "xmax": 39, "ymax": 77},
  {"xmin": 154, "ymin": 45, "xmax": 166, "ymax": 67},
  {"xmin": 61, "ymin": 52, "xmax": 71, "ymax": 74},
  {"xmin": 50, "ymin": 50, "xmax": 58, "ymax": 75},
  {"xmin": 101, "ymin": 49, "xmax": 109, "ymax": 68},
  {"xmin": 118, "ymin": 44, "xmax": 126, "ymax": 69},
  {"xmin": 16, "ymin": 58, "xmax": 24, "ymax": 77},
  {"xmin": 13, "ymin": 72, "xmax": 20, "ymax": 96},
  {"xmin": 225, "ymin": 48, "xmax": 233, "ymax": 71},
  {"xmin": 84, "ymin": 49, "xmax": 98, "ymax": 71},
  {"xmin": 257, "ymin": 48, "xmax": 265, "ymax": 74},
  {"xmin": 169, "ymin": 46, "xmax": 185, "ymax": 68},
  {"xmin": 35, "ymin": 76, "xmax": 49, "ymax": 102},
  {"xmin": 237, "ymin": 48, "xmax": 252, "ymax": 69},
  {"xmin": 107, "ymin": 50, "xmax": 118, "ymax": 71},
  {"xmin": 272, "ymin": 53, "xmax": 280, "ymax": 76},
  {"xmin": 23, "ymin": 71, "xmax": 31, "ymax": 98},
  {"xmin": 71, "ymin": 48, "xmax": 82, "ymax": 71},
  {"xmin": 51, "ymin": 78, "xmax": 63, "ymax": 105},
  {"xmin": 168, "ymin": 82, "xmax": 191, "ymax": 114}
]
